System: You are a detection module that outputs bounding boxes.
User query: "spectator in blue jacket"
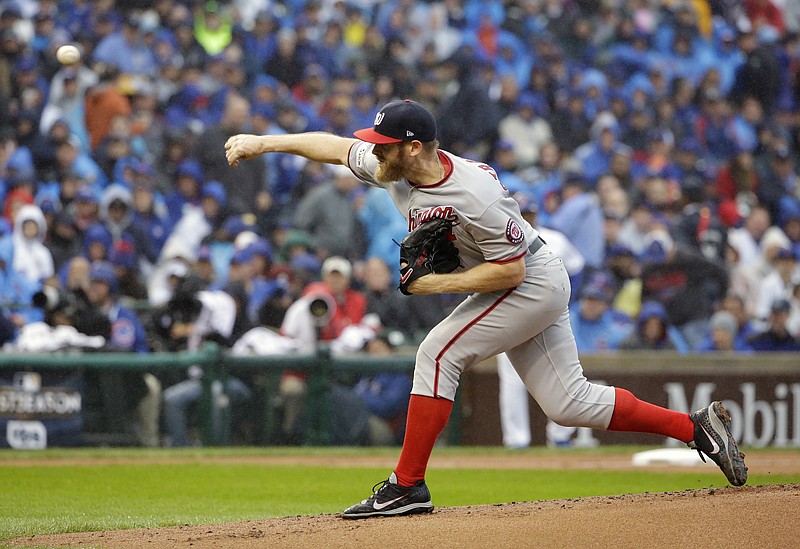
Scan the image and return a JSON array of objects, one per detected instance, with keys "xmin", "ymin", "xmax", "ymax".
[
  {"xmin": 569, "ymin": 280, "xmax": 634, "ymax": 353},
  {"xmin": 574, "ymin": 113, "xmax": 633, "ymax": 186},
  {"xmin": 748, "ymin": 298, "xmax": 800, "ymax": 351},
  {"xmin": 165, "ymin": 159, "xmax": 203, "ymax": 226},
  {"xmin": 92, "ymin": 14, "xmax": 158, "ymax": 76},
  {"xmin": 618, "ymin": 300, "xmax": 689, "ymax": 352},
  {"xmin": 85, "ymin": 260, "xmax": 160, "ymax": 447},
  {"xmin": 353, "ymin": 333, "xmax": 412, "ymax": 445},
  {"xmin": 547, "ymin": 173, "xmax": 605, "ymax": 271}
]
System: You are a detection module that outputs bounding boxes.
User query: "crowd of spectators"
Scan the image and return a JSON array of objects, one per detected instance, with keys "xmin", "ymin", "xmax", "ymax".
[{"xmin": 1, "ymin": 1, "xmax": 800, "ymax": 443}]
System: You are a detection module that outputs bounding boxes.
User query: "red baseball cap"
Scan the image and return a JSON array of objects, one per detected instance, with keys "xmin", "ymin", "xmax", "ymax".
[{"xmin": 354, "ymin": 99, "xmax": 437, "ymax": 144}]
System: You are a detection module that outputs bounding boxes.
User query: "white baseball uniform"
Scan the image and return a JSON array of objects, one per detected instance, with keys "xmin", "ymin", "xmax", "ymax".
[{"xmin": 348, "ymin": 142, "xmax": 616, "ymax": 430}]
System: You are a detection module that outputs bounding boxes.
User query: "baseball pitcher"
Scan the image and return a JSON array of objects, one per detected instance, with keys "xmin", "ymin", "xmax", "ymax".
[{"xmin": 225, "ymin": 99, "xmax": 747, "ymax": 519}]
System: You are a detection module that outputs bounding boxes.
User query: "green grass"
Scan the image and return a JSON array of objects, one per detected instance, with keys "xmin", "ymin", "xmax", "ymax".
[{"xmin": 0, "ymin": 446, "xmax": 797, "ymax": 541}]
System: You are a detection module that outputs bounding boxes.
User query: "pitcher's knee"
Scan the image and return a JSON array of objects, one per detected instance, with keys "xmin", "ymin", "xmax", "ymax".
[
  {"xmin": 539, "ymin": 395, "xmax": 613, "ymax": 429},
  {"xmin": 542, "ymin": 404, "xmax": 581, "ymax": 428}
]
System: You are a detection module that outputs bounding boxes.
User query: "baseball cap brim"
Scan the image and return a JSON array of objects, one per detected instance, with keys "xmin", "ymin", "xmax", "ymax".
[{"xmin": 354, "ymin": 127, "xmax": 403, "ymax": 144}]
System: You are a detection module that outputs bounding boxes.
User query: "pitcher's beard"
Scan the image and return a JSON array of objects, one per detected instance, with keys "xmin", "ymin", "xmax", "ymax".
[{"xmin": 375, "ymin": 159, "xmax": 406, "ymax": 183}]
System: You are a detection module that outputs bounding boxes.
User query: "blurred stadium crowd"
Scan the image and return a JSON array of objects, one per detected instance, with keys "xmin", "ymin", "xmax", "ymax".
[{"xmin": 1, "ymin": 0, "xmax": 800, "ymax": 444}]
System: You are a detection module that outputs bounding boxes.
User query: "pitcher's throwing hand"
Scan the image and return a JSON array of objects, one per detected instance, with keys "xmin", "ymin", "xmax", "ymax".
[{"xmin": 225, "ymin": 134, "xmax": 264, "ymax": 167}]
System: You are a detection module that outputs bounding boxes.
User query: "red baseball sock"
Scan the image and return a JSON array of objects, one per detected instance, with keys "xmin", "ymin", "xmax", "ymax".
[
  {"xmin": 393, "ymin": 395, "xmax": 453, "ymax": 487},
  {"xmin": 607, "ymin": 388, "xmax": 694, "ymax": 443}
]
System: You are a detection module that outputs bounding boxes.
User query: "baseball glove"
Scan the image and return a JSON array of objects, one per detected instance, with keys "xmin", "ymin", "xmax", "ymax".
[{"xmin": 398, "ymin": 217, "xmax": 460, "ymax": 295}]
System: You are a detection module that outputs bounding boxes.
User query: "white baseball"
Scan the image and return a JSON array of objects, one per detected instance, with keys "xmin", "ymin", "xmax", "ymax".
[{"xmin": 56, "ymin": 44, "xmax": 81, "ymax": 66}]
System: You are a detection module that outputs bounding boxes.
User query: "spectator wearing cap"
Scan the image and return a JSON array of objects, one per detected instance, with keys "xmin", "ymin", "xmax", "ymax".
[
  {"xmin": 13, "ymin": 54, "xmax": 50, "ymax": 110},
  {"xmin": 757, "ymin": 146, "xmax": 799, "ymax": 224},
  {"xmin": 622, "ymin": 105, "xmax": 656, "ymax": 156},
  {"xmin": 522, "ymin": 141, "xmax": 563, "ymax": 216},
  {"xmin": 292, "ymin": 163, "xmax": 365, "ymax": 261},
  {"xmin": 239, "ymin": 238, "xmax": 281, "ymax": 325},
  {"xmin": 754, "ymin": 247, "xmax": 799, "ymax": 323},
  {"xmin": 160, "ymin": 180, "xmax": 227, "ymax": 265},
  {"xmin": 278, "ymin": 255, "xmax": 366, "ymax": 442},
  {"xmin": 193, "ymin": 244, "xmax": 217, "ymax": 287},
  {"xmin": 83, "ymin": 221, "xmax": 113, "ymax": 263},
  {"xmin": 616, "ymin": 200, "xmax": 663, "ymax": 256},
  {"xmin": 547, "ymin": 172, "xmax": 605, "ymax": 271},
  {"xmin": 282, "ymin": 256, "xmax": 366, "ymax": 351},
  {"xmin": 778, "ymin": 198, "xmax": 800, "ymax": 259},
  {"xmin": 729, "ymin": 224, "xmax": 794, "ymax": 317},
  {"xmin": 84, "ymin": 260, "xmax": 160, "ymax": 446},
  {"xmin": 211, "ymin": 238, "xmax": 255, "ymax": 295},
  {"xmin": 747, "ymin": 298, "xmax": 800, "ymax": 351},
  {"xmin": 193, "ymin": 94, "xmax": 267, "ymax": 215},
  {"xmin": 241, "ymin": 12, "xmax": 279, "ymax": 79},
  {"xmin": 165, "ymin": 158, "xmax": 204, "ymax": 228},
  {"xmin": 489, "ymin": 139, "xmax": 530, "ymax": 197},
  {"xmin": 93, "ymin": 13, "xmax": 158, "ymax": 75},
  {"xmin": 603, "ymin": 244, "xmax": 642, "ymax": 319},
  {"xmin": 45, "ymin": 210, "xmax": 82, "ymax": 271},
  {"xmin": 71, "ymin": 185, "xmax": 99, "ymax": 231},
  {"xmin": 697, "ymin": 310, "xmax": 753, "ymax": 352},
  {"xmin": 54, "ymin": 133, "xmax": 107, "ymax": 190},
  {"xmin": 692, "ymin": 87, "xmax": 740, "ymax": 169},
  {"xmin": 87, "ymin": 261, "xmax": 148, "ymax": 353},
  {"xmin": 574, "ymin": 113, "xmax": 632, "ymax": 187},
  {"xmin": 131, "ymin": 179, "xmax": 170, "ymax": 261},
  {"xmin": 497, "ymin": 92, "xmax": 553, "ymax": 168},
  {"xmin": 639, "ymin": 228, "xmax": 730, "ymax": 349},
  {"xmin": 568, "ymin": 274, "xmax": 634, "ymax": 353},
  {"xmin": 109, "ymin": 237, "xmax": 147, "ymax": 302},
  {"xmin": 618, "ymin": 300, "xmax": 689, "ymax": 352}
]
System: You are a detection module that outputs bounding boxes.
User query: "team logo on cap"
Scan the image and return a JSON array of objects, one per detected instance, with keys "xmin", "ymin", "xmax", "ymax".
[
  {"xmin": 506, "ymin": 219, "xmax": 524, "ymax": 244},
  {"xmin": 374, "ymin": 112, "xmax": 385, "ymax": 125}
]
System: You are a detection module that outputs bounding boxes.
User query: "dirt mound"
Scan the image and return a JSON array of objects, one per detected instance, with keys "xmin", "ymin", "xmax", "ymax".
[{"xmin": 12, "ymin": 484, "xmax": 799, "ymax": 549}]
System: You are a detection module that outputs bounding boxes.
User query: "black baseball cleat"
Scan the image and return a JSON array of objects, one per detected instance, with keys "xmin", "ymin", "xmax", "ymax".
[
  {"xmin": 342, "ymin": 472, "xmax": 434, "ymax": 519},
  {"xmin": 688, "ymin": 401, "xmax": 748, "ymax": 486}
]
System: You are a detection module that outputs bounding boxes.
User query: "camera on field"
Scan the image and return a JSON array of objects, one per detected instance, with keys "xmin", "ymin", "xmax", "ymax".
[{"xmin": 32, "ymin": 285, "xmax": 80, "ymax": 318}]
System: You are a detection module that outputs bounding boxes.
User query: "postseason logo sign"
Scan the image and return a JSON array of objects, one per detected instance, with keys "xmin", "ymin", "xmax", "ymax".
[{"xmin": 0, "ymin": 372, "xmax": 82, "ymax": 449}]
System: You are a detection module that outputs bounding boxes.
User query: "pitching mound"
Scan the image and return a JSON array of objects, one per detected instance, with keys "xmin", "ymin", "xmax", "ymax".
[{"xmin": 11, "ymin": 483, "xmax": 799, "ymax": 548}]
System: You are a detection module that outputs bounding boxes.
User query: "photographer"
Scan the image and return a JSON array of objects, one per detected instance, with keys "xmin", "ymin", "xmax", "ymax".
[
  {"xmin": 158, "ymin": 272, "xmax": 253, "ymax": 447},
  {"xmin": 277, "ymin": 256, "xmax": 366, "ymax": 443},
  {"xmin": 35, "ymin": 256, "xmax": 110, "ymax": 339}
]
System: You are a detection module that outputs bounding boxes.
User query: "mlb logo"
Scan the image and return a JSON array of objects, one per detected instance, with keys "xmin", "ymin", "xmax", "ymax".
[{"xmin": 12, "ymin": 372, "xmax": 41, "ymax": 393}]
